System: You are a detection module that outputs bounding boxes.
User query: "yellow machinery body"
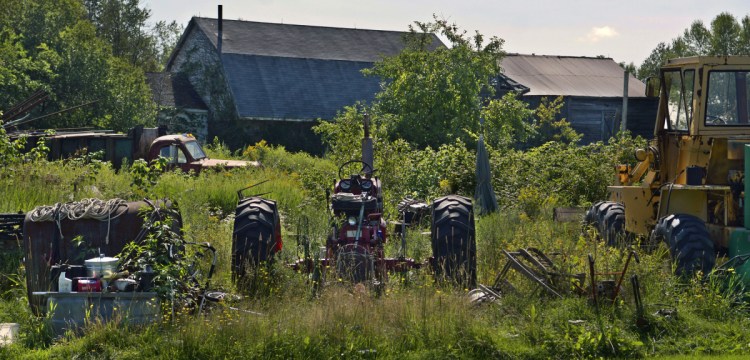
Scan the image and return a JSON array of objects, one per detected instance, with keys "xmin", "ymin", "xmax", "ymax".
[{"xmin": 609, "ymin": 56, "xmax": 750, "ymax": 251}]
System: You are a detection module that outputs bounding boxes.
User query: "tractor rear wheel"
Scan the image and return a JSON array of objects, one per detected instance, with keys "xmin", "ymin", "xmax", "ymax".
[
  {"xmin": 431, "ymin": 195, "xmax": 476, "ymax": 288},
  {"xmin": 232, "ymin": 197, "xmax": 281, "ymax": 281},
  {"xmin": 651, "ymin": 214, "xmax": 715, "ymax": 277},
  {"xmin": 585, "ymin": 201, "xmax": 628, "ymax": 246}
]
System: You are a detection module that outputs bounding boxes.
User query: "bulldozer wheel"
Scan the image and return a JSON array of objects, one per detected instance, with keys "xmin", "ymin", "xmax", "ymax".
[
  {"xmin": 431, "ymin": 195, "xmax": 476, "ymax": 288},
  {"xmin": 585, "ymin": 201, "xmax": 628, "ymax": 246},
  {"xmin": 651, "ymin": 214, "xmax": 715, "ymax": 277},
  {"xmin": 232, "ymin": 197, "xmax": 281, "ymax": 281}
]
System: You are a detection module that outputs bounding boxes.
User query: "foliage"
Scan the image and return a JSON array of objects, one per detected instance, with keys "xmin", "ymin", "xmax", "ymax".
[
  {"xmin": 480, "ymin": 92, "xmax": 535, "ymax": 149},
  {"xmin": 1, "ymin": 136, "xmax": 750, "ymax": 358},
  {"xmin": 128, "ymin": 156, "xmax": 169, "ymax": 195},
  {"xmin": 0, "ymin": 123, "xmax": 51, "ymax": 166},
  {"xmin": 491, "ymin": 133, "xmax": 646, "ymax": 214},
  {"xmin": 638, "ymin": 12, "xmax": 750, "ymax": 79},
  {"xmin": 366, "ymin": 16, "xmax": 505, "ymax": 148},
  {"xmin": 117, "ymin": 206, "xmax": 196, "ymax": 307},
  {"xmin": 0, "ymin": 29, "xmax": 57, "ymax": 109},
  {"xmin": 0, "ymin": 0, "xmax": 158, "ymax": 131},
  {"xmin": 525, "ymin": 96, "xmax": 581, "ymax": 148},
  {"xmin": 480, "ymin": 94, "xmax": 578, "ymax": 150},
  {"xmin": 83, "ymin": 0, "xmax": 183, "ymax": 71}
]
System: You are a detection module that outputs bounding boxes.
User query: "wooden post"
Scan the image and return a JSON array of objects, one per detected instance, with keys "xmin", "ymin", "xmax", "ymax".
[{"xmin": 621, "ymin": 70, "xmax": 629, "ymax": 132}]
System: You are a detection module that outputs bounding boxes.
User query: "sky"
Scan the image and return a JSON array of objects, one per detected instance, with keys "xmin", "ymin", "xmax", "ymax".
[{"xmin": 143, "ymin": 0, "xmax": 750, "ymax": 66}]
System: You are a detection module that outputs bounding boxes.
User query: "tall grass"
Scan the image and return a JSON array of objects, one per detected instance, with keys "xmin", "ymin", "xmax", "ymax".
[{"xmin": 3, "ymin": 153, "xmax": 750, "ymax": 358}]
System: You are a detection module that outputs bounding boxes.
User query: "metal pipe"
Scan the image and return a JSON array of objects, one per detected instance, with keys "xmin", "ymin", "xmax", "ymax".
[{"xmin": 217, "ymin": 5, "xmax": 223, "ymax": 55}]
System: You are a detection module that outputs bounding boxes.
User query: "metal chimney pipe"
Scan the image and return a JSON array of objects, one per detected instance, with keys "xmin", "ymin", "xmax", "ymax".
[
  {"xmin": 361, "ymin": 113, "xmax": 373, "ymax": 177},
  {"xmin": 217, "ymin": 5, "xmax": 223, "ymax": 55}
]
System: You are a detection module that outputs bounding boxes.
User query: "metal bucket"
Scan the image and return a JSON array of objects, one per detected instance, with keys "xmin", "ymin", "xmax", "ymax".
[{"xmin": 84, "ymin": 255, "xmax": 119, "ymax": 278}]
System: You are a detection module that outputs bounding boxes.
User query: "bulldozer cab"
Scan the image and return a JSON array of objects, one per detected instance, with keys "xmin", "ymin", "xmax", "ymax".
[
  {"xmin": 655, "ymin": 56, "xmax": 750, "ymax": 138},
  {"xmin": 610, "ymin": 56, "xmax": 750, "ymax": 237},
  {"xmin": 651, "ymin": 57, "xmax": 750, "ymax": 189},
  {"xmin": 601, "ymin": 56, "xmax": 750, "ymax": 280}
]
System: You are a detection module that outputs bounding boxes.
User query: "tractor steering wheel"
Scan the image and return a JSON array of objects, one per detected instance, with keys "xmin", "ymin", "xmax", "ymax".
[
  {"xmin": 338, "ymin": 160, "xmax": 374, "ymax": 180},
  {"xmin": 706, "ymin": 114, "xmax": 727, "ymax": 125}
]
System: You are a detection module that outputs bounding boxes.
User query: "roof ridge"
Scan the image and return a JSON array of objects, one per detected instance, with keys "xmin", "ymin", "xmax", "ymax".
[
  {"xmin": 193, "ymin": 16, "xmax": 414, "ymax": 35},
  {"xmin": 506, "ymin": 53, "xmax": 614, "ymax": 61}
]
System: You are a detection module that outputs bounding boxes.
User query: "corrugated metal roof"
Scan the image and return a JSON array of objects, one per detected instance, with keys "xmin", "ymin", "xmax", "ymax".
[{"xmin": 500, "ymin": 54, "xmax": 646, "ymax": 98}]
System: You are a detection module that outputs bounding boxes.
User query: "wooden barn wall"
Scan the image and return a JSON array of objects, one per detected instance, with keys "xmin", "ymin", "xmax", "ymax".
[
  {"xmin": 521, "ymin": 95, "xmax": 657, "ymax": 144},
  {"xmin": 625, "ymin": 97, "xmax": 658, "ymax": 140}
]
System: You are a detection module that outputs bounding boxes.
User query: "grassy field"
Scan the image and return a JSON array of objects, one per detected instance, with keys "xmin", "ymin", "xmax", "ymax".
[{"xmin": 2, "ymin": 150, "xmax": 750, "ymax": 359}]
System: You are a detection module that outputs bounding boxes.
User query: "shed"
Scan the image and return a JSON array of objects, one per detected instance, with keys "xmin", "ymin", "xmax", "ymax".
[{"xmin": 498, "ymin": 54, "xmax": 657, "ymax": 143}]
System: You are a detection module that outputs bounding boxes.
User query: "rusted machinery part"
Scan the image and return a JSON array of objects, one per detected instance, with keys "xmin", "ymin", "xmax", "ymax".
[
  {"xmin": 468, "ymin": 284, "xmax": 503, "ymax": 305},
  {"xmin": 431, "ymin": 195, "xmax": 476, "ymax": 288},
  {"xmin": 650, "ymin": 214, "xmax": 715, "ymax": 277}
]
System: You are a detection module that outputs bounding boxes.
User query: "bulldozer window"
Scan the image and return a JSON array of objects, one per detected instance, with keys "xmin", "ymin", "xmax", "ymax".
[
  {"xmin": 705, "ymin": 71, "xmax": 750, "ymax": 126},
  {"xmin": 664, "ymin": 69, "xmax": 693, "ymax": 131}
]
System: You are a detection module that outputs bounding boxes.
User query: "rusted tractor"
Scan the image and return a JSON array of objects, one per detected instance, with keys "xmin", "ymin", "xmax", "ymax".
[{"xmin": 231, "ymin": 115, "xmax": 477, "ymax": 290}]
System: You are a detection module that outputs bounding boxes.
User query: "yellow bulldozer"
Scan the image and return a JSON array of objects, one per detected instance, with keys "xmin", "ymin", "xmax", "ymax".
[{"xmin": 587, "ymin": 56, "xmax": 750, "ymax": 280}]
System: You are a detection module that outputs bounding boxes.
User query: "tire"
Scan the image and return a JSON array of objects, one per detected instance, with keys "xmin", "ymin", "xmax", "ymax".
[
  {"xmin": 431, "ymin": 195, "xmax": 476, "ymax": 288},
  {"xmin": 651, "ymin": 214, "xmax": 715, "ymax": 277},
  {"xmin": 585, "ymin": 201, "xmax": 628, "ymax": 246},
  {"xmin": 232, "ymin": 197, "xmax": 281, "ymax": 281}
]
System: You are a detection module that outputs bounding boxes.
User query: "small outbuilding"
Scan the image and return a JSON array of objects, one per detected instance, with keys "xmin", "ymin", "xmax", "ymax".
[{"xmin": 497, "ymin": 54, "xmax": 657, "ymax": 143}]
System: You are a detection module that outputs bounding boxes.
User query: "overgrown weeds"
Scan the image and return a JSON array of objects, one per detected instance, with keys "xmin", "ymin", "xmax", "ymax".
[{"xmin": 2, "ymin": 136, "xmax": 750, "ymax": 358}]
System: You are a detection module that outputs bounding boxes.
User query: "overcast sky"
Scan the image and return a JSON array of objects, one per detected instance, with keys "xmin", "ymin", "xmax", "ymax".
[{"xmin": 143, "ymin": 0, "xmax": 749, "ymax": 66}]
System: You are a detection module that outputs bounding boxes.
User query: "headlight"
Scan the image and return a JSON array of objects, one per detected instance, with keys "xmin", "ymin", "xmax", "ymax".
[
  {"xmin": 361, "ymin": 180, "xmax": 372, "ymax": 190},
  {"xmin": 348, "ymin": 216, "xmax": 357, "ymax": 226},
  {"xmin": 340, "ymin": 180, "xmax": 351, "ymax": 191}
]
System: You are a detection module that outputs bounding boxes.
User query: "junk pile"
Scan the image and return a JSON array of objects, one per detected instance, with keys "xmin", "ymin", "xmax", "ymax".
[
  {"xmin": 22, "ymin": 198, "xmax": 182, "ymax": 335},
  {"xmin": 470, "ymin": 248, "xmax": 640, "ymax": 307}
]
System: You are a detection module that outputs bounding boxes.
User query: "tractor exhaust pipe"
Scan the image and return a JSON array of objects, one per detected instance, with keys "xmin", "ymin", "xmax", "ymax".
[{"xmin": 362, "ymin": 113, "xmax": 373, "ymax": 177}]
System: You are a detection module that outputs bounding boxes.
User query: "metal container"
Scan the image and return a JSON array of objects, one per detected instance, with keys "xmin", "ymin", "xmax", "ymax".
[
  {"xmin": 75, "ymin": 278, "xmax": 101, "ymax": 292},
  {"xmin": 114, "ymin": 278, "xmax": 137, "ymax": 292},
  {"xmin": 85, "ymin": 255, "xmax": 119, "ymax": 278}
]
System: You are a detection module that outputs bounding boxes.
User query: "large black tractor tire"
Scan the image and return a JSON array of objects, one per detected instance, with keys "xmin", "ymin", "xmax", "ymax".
[
  {"xmin": 431, "ymin": 195, "xmax": 476, "ymax": 288},
  {"xmin": 232, "ymin": 197, "xmax": 281, "ymax": 281},
  {"xmin": 651, "ymin": 214, "xmax": 715, "ymax": 277},
  {"xmin": 585, "ymin": 201, "xmax": 628, "ymax": 246}
]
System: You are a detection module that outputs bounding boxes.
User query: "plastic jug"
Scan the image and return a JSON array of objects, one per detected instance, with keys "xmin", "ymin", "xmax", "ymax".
[{"xmin": 58, "ymin": 271, "xmax": 73, "ymax": 293}]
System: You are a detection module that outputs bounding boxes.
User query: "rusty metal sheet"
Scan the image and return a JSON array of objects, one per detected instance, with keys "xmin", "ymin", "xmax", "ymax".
[{"xmin": 501, "ymin": 54, "xmax": 647, "ymax": 98}]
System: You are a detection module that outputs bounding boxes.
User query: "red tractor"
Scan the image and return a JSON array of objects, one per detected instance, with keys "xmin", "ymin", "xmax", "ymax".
[
  {"xmin": 232, "ymin": 115, "xmax": 477, "ymax": 290},
  {"xmin": 327, "ymin": 159, "xmax": 388, "ymax": 284}
]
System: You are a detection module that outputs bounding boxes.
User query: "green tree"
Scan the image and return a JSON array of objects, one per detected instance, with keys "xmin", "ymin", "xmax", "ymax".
[
  {"xmin": 480, "ymin": 92, "xmax": 534, "ymax": 149},
  {"xmin": 638, "ymin": 12, "xmax": 750, "ymax": 79},
  {"xmin": 0, "ymin": 0, "xmax": 155, "ymax": 131},
  {"xmin": 84, "ymin": 0, "xmax": 182, "ymax": 71},
  {"xmin": 0, "ymin": 30, "xmax": 57, "ymax": 110},
  {"xmin": 366, "ymin": 16, "xmax": 504, "ymax": 148}
]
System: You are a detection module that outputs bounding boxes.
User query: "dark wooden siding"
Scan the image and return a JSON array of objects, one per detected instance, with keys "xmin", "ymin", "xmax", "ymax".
[{"xmin": 521, "ymin": 95, "xmax": 657, "ymax": 144}]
